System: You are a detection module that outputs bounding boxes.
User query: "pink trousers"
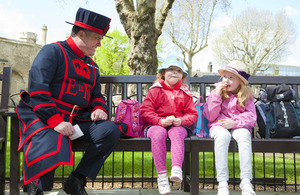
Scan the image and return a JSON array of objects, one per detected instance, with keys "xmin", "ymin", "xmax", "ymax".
[{"xmin": 147, "ymin": 125, "xmax": 187, "ymax": 174}]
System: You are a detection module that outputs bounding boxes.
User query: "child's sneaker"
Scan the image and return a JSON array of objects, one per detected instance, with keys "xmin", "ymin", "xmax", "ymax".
[
  {"xmin": 170, "ymin": 166, "xmax": 183, "ymax": 182},
  {"xmin": 157, "ymin": 174, "xmax": 171, "ymax": 195},
  {"xmin": 217, "ymin": 181, "xmax": 229, "ymax": 195},
  {"xmin": 240, "ymin": 180, "xmax": 256, "ymax": 195}
]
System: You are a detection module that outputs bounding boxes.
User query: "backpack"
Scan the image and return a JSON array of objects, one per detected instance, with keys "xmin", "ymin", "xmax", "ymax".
[
  {"xmin": 192, "ymin": 96, "xmax": 209, "ymax": 138},
  {"xmin": 255, "ymin": 84, "xmax": 300, "ymax": 138},
  {"xmin": 114, "ymin": 99, "xmax": 145, "ymax": 138}
]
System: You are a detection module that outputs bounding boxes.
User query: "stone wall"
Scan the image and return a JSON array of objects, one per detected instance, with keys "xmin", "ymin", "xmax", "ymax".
[{"xmin": 0, "ymin": 37, "xmax": 42, "ymax": 106}]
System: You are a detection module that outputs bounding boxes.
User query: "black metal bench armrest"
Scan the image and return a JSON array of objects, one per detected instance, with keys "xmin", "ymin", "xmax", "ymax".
[
  {"xmin": 0, "ymin": 109, "xmax": 8, "ymax": 116},
  {"xmin": 5, "ymin": 110, "xmax": 17, "ymax": 117},
  {"xmin": 0, "ymin": 137, "xmax": 4, "ymax": 150}
]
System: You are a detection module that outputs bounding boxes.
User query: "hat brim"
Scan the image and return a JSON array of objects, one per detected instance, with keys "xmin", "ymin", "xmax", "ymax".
[
  {"xmin": 218, "ymin": 69, "xmax": 248, "ymax": 85},
  {"xmin": 65, "ymin": 21, "xmax": 113, "ymax": 39}
]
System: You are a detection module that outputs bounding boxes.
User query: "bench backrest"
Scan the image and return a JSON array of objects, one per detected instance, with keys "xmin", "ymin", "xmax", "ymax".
[
  {"xmin": 100, "ymin": 74, "xmax": 300, "ymax": 120},
  {"xmin": 100, "ymin": 75, "xmax": 156, "ymax": 119},
  {"xmin": 0, "ymin": 66, "xmax": 12, "ymax": 110}
]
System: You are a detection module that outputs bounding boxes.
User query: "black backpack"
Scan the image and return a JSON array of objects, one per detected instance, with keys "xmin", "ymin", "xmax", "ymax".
[{"xmin": 255, "ymin": 84, "xmax": 300, "ymax": 138}]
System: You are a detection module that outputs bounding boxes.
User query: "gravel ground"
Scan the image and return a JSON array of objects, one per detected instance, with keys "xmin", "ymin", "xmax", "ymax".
[
  {"xmin": 50, "ymin": 182, "xmax": 300, "ymax": 193},
  {"xmin": 5, "ymin": 182, "xmax": 299, "ymax": 193}
]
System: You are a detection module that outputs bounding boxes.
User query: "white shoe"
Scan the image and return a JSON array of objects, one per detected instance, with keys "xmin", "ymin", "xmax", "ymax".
[
  {"xmin": 170, "ymin": 166, "xmax": 183, "ymax": 182},
  {"xmin": 217, "ymin": 182, "xmax": 229, "ymax": 195},
  {"xmin": 157, "ymin": 174, "xmax": 171, "ymax": 195},
  {"xmin": 240, "ymin": 181, "xmax": 256, "ymax": 195}
]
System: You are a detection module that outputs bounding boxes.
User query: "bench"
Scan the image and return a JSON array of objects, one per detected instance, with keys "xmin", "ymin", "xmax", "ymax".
[
  {"xmin": 0, "ymin": 66, "xmax": 12, "ymax": 195},
  {"xmin": 6, "ymin": 74, "xmax": 300, "ymax": 195}
]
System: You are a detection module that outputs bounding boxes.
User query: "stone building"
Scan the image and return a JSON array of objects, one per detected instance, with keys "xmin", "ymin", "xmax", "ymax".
[{"xmin": 0, "ymin": 26, "xmax": 47, "ymax": 107}]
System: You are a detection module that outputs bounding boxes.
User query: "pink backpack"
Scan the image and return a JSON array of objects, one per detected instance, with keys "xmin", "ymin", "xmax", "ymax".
[{"xmin": 114, "ymin": 100, "xmax": 145, "ymax": 137}]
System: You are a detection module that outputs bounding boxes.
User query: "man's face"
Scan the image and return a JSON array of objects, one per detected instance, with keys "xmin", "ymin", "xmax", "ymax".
[{"xmin": 79, "ymin": 30, "xmax": 103, "ymax": 56}]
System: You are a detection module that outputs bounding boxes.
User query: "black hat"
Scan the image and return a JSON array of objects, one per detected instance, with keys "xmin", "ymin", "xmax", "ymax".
[{"xmin": 66, "ymin": 7, "xmax": 112, "ymax": 38}]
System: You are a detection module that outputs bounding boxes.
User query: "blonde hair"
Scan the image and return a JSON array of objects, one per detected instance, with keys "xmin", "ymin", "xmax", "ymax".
[
  {"xmin": 154, "ymin": 70, "xmax": 188, "ymax": 87},
  {"xmin": 221, "ymin": 83, "xmax": 253, "ymax": 107}
]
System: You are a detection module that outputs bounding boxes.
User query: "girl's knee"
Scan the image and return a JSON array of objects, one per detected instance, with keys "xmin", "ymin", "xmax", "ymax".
[
  {"xmin": 147, "ymin": 126, "xmax": 167, "ymax": 140},
  {"xmin": 232, "ymin": 128, "xmax": 251, "ymax": 143},
  {"xmin": 168, "ymin": 126, "xmax": 187, "ymax": 138},
  {"xmin": 211, "ymin": 127, "xmax": 231, "ymax": 141}
]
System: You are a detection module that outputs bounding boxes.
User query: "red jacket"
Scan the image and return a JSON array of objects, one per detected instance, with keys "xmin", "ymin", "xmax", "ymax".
[{"xmin": 140, "ymin": 80, "xmax": 198, "ymax": 128}]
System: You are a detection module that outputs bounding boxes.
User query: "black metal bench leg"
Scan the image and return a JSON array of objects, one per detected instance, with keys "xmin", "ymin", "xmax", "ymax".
[
  {"xmin": 191, "ymin": 136, "xmax": 199, "ymax": 195},
  {"xmin": 0, "ymin": 116, "xmax": 6, "ymax": 195},
  {"xmin": 183, "ymin": 151, "xmax": 190, "ymax": 192},
  {"xmin": 10, "ymin": 116, "xmax": 20, "ymax": 195}
]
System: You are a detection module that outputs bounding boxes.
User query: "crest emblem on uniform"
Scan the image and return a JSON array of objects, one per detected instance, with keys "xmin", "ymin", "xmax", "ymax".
[{"xmin": 72, "ymin": 59, "xmax": 91, "ymax": 79}]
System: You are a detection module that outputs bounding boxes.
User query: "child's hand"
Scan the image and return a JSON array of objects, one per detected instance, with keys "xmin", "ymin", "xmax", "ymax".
[
  {"xmin": 166, "ymin": 115, "xmax": 175, "ymax": 122},
  {"xmin": 161, "ymin": 115, "xmax": 177, "ymax": 127},
  {"xmin": 216, "ymin": 82, "xmax": 228, "ymax": 95},
  {"xmin": 219, "ymin": 119, "xmax": 233, "ymax": 129},
  {"xmin": 161, "ymin": 118, "xmax": 173, "ymax": 127},
  {"xmin": 172, "ymin": 118, "xmax": 182, "ymax": 126}
]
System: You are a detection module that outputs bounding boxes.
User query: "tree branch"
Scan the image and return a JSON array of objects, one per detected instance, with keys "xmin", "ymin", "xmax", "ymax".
[
  {"xmin": 114, "ymin": 0, "xmax": 135, "ymax": 37},
  {"xmin": 155, "ymin": 0, "xmax": 175, "ymax": 40}
]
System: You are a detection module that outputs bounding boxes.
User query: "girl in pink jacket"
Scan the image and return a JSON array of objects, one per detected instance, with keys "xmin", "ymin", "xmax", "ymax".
[
  {"xmin": 203, "ymin": 61, "xmax": 257, "ymax": 195},
  {"xmin": 140, "ymin": 55, "xmax": 198, "ymax": 195}
]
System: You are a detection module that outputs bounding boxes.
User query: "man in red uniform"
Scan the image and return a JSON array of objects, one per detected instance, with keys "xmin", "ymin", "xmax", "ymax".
[{"xmin": 16, "ymin": 8, "xmax": 121, "ymax": 195}]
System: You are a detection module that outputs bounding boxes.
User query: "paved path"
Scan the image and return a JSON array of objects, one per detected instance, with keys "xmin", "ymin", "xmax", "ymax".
[{"xmin": 5, "ymin": 189, "xmax": 298, "ymax": 194}]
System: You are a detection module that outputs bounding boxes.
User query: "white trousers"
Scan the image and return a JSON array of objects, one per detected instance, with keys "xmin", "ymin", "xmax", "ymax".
[{"xmin": 210, "ymin": 126, "xmax": 253, "ymax": 182}]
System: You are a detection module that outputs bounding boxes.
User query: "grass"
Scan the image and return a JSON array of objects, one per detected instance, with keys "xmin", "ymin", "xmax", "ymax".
[
  {"xmin": 5, "ymin": 117, "xmax": 300, "ymax": 184},
  {"xmin": 197, "ymin": 152, "xmax": 300, "ymax": 183}
]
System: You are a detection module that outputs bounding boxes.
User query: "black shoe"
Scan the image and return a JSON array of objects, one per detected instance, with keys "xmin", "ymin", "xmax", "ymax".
[
  {"xmin": 27, "ymin": 182, "xmax": 44, "ymax": 195},
  {"xmin": 63, "ymin": 172, "xmax": 88, "ymax": 195}
]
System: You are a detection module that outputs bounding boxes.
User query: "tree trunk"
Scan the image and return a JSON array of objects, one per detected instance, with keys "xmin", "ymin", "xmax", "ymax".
[
  {"xmin": 115, "ymin": 0, "xmax": 174, "ymax": 75},
  {"xmin": 127, "ymin": 20, "xmax": 158, "ymax": 75}
]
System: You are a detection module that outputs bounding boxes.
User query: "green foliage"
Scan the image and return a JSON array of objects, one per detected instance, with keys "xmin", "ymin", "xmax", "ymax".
[
  {"xmin": 94, "ymin": 29, "xmax": 130, "ymax": 75},
  {"xmin": 156, "ymin": 37, "xmax": 166, "ymax": 69}
]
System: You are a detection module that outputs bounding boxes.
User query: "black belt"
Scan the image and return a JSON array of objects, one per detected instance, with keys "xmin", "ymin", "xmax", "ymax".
[{"xmin": 51, "ymin": 98, "xmax": 84, "ymax": 117}]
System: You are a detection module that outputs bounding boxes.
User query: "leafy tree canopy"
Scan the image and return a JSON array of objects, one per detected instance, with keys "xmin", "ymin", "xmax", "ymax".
[{"xmin": 94, "ymin": 29, "xmax": 130, "ymax": 75}]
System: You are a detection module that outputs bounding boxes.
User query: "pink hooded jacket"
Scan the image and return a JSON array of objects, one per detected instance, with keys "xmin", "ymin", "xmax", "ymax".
[{"xmin": 203, "ymin": 89, "xmax": 257, "ymax": 133}]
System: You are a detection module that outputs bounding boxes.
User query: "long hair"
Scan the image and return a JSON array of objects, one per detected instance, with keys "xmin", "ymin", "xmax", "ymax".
[{"xmin": 221, "ymin": 82, "xmax": 253, "ymax": 107}]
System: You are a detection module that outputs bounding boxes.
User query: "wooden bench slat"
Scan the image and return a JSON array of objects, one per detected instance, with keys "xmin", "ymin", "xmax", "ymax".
[{"xmin": 71, "ymin": 138, "xmax": 192, "ymax": 152}]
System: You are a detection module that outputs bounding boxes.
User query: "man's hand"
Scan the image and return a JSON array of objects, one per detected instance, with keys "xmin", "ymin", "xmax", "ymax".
[
  {"xmin": 91, "ymin": 109, "xmax": 107, "ymax": 121},
  {"xmin": 54, "ymin": 122, "xmax": 74, "ymax": 136}
]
